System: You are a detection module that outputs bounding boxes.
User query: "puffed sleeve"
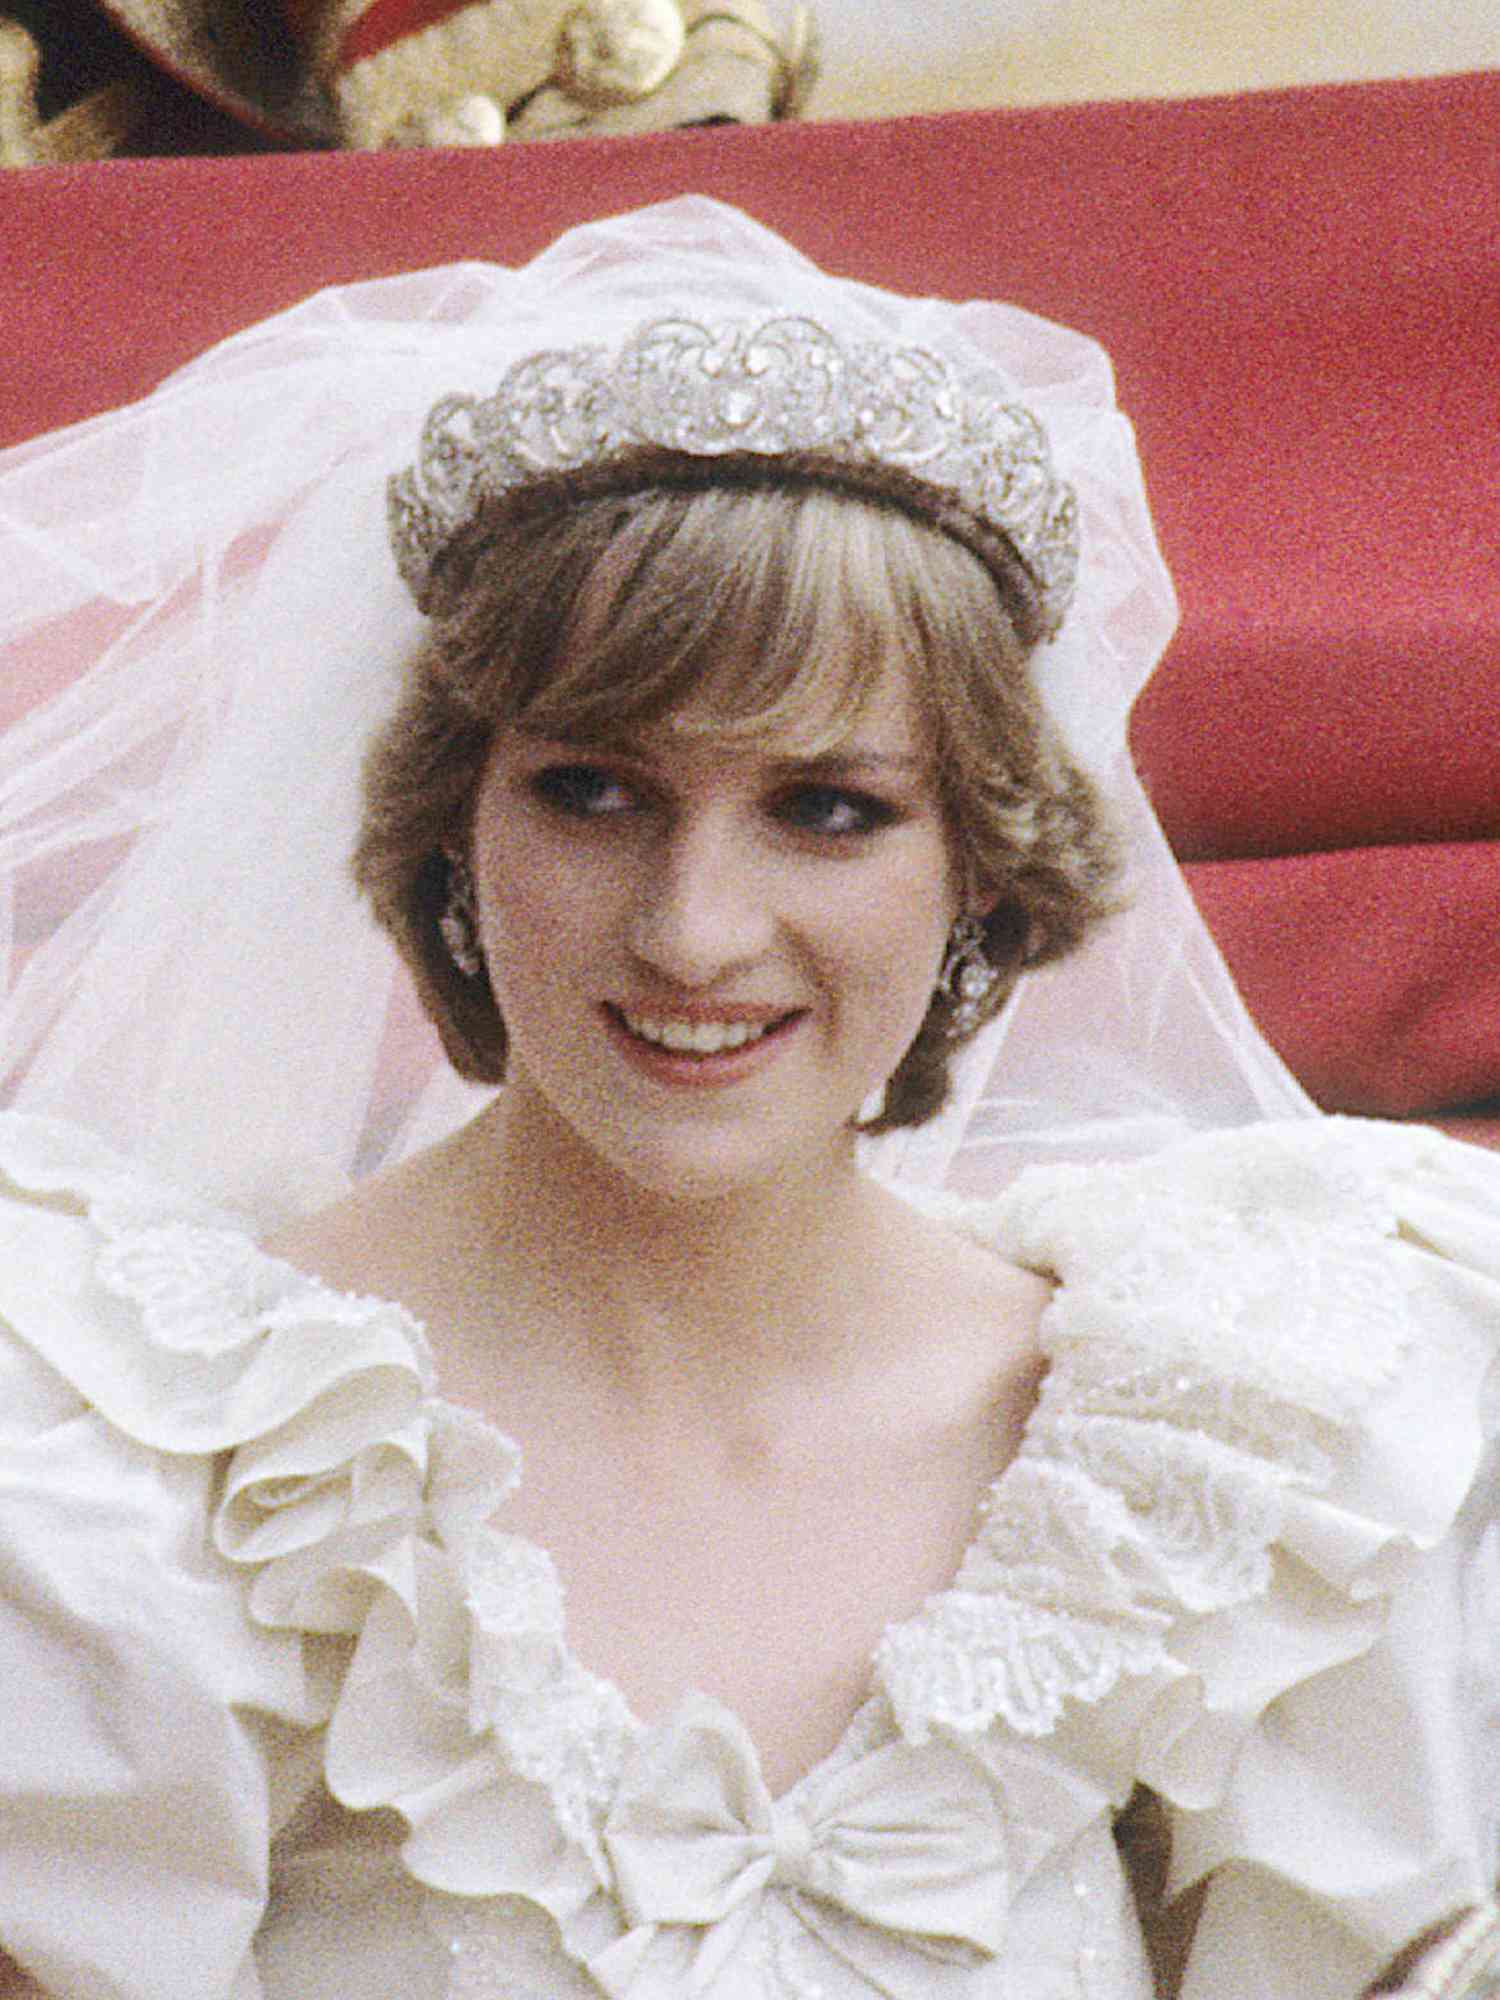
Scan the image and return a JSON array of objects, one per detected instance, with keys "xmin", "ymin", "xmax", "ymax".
[
  {"xmin": 0, "ymin": 1117, "xmax": 430, "ymax": 1999},
  {"xmin": 1156, "ymin": 1127, "xmax": 1500, "ymax": 1998},
  {"xmin": 0, "ymin": 1252, "xmax": 316, "ymax": 1995}
]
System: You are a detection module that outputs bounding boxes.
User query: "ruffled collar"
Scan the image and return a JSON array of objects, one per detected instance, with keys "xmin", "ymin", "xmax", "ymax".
[{"xmin": 0, "ymin": 1110, "xmax": 1446, "ymax": 1996}]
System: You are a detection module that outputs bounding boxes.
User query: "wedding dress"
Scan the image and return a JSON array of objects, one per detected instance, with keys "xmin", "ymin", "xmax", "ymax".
[{"xmin": 0, "ymin": 1111, "xmax": 1497, "ymax": 1996}]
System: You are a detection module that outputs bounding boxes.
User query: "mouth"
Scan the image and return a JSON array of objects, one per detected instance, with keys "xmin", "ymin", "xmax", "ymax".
[{"xmin": 605, "ymin": 1004, "xmax": 802, "ymax": 1065}]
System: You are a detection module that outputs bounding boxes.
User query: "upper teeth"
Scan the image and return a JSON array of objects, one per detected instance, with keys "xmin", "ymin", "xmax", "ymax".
[{"xmin": 623, "ymin": 1013, "xmax": 773, "ymax": 1054}]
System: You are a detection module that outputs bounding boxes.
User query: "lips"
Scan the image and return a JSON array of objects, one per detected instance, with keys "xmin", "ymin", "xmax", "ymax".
[
  {"xmin": 620, "ymin": 1012, "xmax": 774, "ymax": 1055},
  {"xmin": 607, "ymin": 1004, "xmax": 800, "ymax": 1062}
]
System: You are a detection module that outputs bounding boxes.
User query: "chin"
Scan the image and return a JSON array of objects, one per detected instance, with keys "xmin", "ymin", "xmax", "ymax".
[
  {"xmin": 510, "ymin": 1057, "xmax": 874, "ymax": 1208},
  {"xmin": 585, "ymin": 1104, "xmax": 858, "ymax": 1208}
]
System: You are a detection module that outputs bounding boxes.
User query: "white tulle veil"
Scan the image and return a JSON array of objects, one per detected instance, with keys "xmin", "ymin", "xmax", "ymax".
[{"xmin": 0, "ymin": 195, "xmax": 1311, "ymax": 1227}]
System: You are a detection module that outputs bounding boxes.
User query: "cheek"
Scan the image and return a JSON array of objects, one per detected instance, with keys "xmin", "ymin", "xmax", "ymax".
[
  {"xmin": 476, "ymin": 861, "xmax": 587, "ymax": 999},
  {"xmin": 843, "ymin": 857, "xmax": 955, "ymax": 1039},
  {"xmin": 468, "ymin": 817, "xmax": 587, "ymax": 1006},
  {"xmin": 481, "ymin": 850, "xmax": 564, "ymax": 932}
]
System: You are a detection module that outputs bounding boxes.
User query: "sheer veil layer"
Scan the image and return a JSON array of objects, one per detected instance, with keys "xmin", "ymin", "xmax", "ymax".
[{"xmin": 0, "ymin": 196, "xmax": 1311, "ymax": 1225}]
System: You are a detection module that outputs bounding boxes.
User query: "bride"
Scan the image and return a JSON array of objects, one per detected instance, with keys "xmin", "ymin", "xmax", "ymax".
[{"xmin": 0, "ymin": 196, "xmax": 1496, "ymax": 1999}]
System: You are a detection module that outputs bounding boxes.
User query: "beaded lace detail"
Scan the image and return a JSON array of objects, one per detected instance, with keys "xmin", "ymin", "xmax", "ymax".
[
  {"xmin": 991, "ymin": 1122, "xmax": 1417, "ymax": 1424},
  {"xmin": 877, "ymin": 1347, "xmax": 1329, "ymax": 1741},
  {"xmin": 97, "ymin": 1222, "xmax": 384, "ymax": 1356},
  {"xmin": 461, "ymin": 1529, "xmax": 639, "ymax": 1853},
  {"xmin": 878, "ymin": 1123, "xmax": 1414, "ymax": 1741}
]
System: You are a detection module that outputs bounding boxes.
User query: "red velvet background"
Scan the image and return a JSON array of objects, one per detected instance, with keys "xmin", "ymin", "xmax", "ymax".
[{"xmin": 3, "ymin": 71, "xmax": 1497, "ymax": 1133}]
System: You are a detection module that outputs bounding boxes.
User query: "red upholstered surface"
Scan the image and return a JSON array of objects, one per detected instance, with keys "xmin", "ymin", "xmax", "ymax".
[
  {"xmin": 1188, "ymin": 845, "xmax": 1500, "ymax": 1116},
  {"xmin": 3, "ymin": 71, "xmax": 1497, "ymax": 1131}
]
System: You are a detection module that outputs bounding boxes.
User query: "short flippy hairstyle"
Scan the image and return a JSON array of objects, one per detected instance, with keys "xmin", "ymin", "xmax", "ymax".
[{"xmin": 354, "ymin": 465, "xmax": 1122, "ymax": 1133}]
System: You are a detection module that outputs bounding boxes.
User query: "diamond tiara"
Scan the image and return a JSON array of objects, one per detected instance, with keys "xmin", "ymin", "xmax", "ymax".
[{"xmin": 388, "ymin": 312, "xmax": 1080, "ymax": 637}]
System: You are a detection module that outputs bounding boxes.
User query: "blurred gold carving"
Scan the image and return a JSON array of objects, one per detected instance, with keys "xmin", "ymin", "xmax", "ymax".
[
  {"xmin": 318, "ymin": 0, "xmax": 816, "ymax": 148},
  {"xmin": 554, "ymin": 0, "xmax": 686, "ymax": 107},
  {"xmin": 0, "ymin": 16, "xmax": 148, "ymax": 162}
]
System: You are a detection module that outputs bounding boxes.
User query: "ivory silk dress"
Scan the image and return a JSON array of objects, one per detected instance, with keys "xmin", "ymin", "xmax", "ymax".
[{"xmin": 1, "ymin": 1110, "xmax": 1497, "ymax": 2000}]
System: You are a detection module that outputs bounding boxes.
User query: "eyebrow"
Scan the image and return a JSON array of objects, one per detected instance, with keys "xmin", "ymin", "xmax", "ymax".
[
  {"xmin": 524, "ymin": 731, "xmax": 928, "ymax": 778},
  {"xmin": 771, "ymin": 750, "xmax": 928, "ymax": 778}
]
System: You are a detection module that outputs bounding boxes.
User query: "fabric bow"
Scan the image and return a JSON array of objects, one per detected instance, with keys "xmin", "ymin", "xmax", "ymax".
[{"xmin": 588, "ymin": 1695, "xmax": 1012, "ymax": 1998}]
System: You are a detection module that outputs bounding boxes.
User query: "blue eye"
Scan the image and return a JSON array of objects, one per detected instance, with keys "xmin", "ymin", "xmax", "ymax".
[
  {"xmin": 777, "ymin": 785, "xmax": 897, "ymax": 838},
  {"xmin": 531, "ymin": 765, "xmax": 635, "ymax": 817}
]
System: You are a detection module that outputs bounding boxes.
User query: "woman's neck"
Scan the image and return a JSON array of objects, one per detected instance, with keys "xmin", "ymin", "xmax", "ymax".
[{"xmin": 442, "ymin": 1084, "xmax": 888, "ymax": 1409}]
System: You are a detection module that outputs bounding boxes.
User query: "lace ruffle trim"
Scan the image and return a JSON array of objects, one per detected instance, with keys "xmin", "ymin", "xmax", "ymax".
[
  {"xmin": 877, "ymin": 1350, "xmax": 1330, "ymax": 1740},
  {"xmin": 988, "ymin": 1118, "xmax": 1426, "ymax": 1424},
  {"xmin": 0, "ymin": 1111, "xmax": 1457, "ymax": 1945},
  {"xmin": 876, "ymin": 1122, "xmax": 1431, "ymax": 1742}
]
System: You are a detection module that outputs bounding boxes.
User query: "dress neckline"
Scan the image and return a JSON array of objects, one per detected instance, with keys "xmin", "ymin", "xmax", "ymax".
[
  {"xmin": 266, "ymin": 1181, "xmax": 1053, "ymax": 1804},
  {"xmin": 0, "ymin": 1108, "xmax": 1407, "ymax": 1827},
  {"xmin": 424, "ymin": 1353, "xmax": 1045, "ymax": 1807}
]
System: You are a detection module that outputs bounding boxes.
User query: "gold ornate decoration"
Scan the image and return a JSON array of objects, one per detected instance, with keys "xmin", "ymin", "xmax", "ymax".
[
  {"xmin": 4, "ymin": 0, "xmax": 815, "ymax": 153},
  {"xmin": 553, "ymin": 0, "xmax": 685, "ymax": 107},
  {"xmin": 0, "ymin": 14, "xmax": 153, "ymax": 162}
]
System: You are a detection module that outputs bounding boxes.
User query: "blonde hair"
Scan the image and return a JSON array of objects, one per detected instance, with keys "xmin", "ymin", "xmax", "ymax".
[{"xmin": 355, "ymin": 471, "xmax": 1120, "ymax": 1130}]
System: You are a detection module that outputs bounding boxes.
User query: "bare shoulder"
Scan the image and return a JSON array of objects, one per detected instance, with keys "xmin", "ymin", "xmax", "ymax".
[
  {"xmin": 849, "ymin": 1179, "xmax": 1053, "ymax": 1432},
  {"xmin": 861, "ymin": 1176, "xmax": 1054, "ymax": 1323},
  {"xmin": 264, "ymin": 1136, "xmax": 474, "ymax": 1321}
]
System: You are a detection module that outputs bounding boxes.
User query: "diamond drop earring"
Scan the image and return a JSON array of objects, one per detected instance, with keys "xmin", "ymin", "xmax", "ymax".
[
  {"xmin": 438, "ymin": 853, "xmax": 485, "ymax": 979},
  {"xmin": 938, "ymin": 916, "xmax": 998, "ymax": 1036}
]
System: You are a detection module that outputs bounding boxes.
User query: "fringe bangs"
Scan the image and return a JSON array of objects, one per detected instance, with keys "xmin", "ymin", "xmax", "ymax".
[{"xmin": 511, "ymin": 487, "xmax": 918, "ymax": 755}]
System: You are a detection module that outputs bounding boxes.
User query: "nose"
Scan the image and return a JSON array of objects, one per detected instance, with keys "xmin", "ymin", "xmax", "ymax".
[{"xmin": 626, "ymin": 812, "xmax": 774, "ymax": 989}]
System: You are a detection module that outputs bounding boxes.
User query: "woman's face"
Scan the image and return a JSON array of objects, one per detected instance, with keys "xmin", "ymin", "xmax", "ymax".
[{"xmin": 467, "ymin": 652, "xmax": 960, "ymax": 1200}]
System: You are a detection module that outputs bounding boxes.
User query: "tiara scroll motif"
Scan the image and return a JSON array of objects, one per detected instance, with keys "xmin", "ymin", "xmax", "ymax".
[{"xmin": 388, "ymin": 314, "xmax": 1080, "ymax": 636}]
